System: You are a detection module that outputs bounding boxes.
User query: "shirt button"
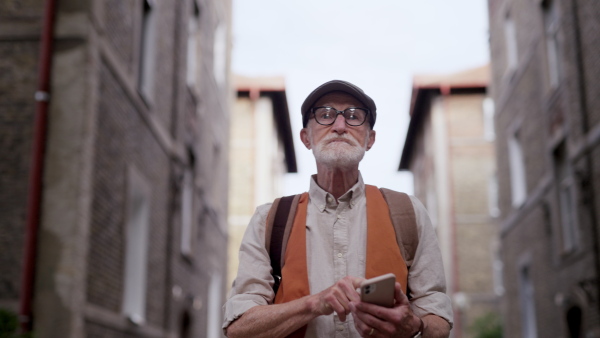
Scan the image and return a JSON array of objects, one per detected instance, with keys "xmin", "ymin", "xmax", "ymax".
[
  {"xmin": 336, "ymin": 215, "xmax": 341, "ymax": 219},
  {"xmin": 337, "ymin": 325, "xmax": 344, "ymax": 331},
  {"xmin": 337, "ymin": 253, "xmax": 343, "ymax": 258}
]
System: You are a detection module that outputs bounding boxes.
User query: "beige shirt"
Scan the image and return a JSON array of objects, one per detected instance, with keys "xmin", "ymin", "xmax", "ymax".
[{"xmin": 223, "ymin": 174, "xmax": 453, "ymax": 337}]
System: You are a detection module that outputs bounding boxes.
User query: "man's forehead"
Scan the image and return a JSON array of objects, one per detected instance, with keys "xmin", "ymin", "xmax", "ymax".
[{"xmin": 314, "ymin": 91, "xmax": 365, "ymax": 107}]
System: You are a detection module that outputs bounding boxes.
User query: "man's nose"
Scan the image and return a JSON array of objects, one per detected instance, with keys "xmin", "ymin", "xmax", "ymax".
[{"xmin": 330, "ymin": 114, "xmax": 347, "ymax": 134}]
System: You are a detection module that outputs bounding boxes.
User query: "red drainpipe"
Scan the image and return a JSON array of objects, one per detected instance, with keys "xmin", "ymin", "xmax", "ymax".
[{"xmin": 19, "ymin": 0, "xmax": 57, "ymax": 332}]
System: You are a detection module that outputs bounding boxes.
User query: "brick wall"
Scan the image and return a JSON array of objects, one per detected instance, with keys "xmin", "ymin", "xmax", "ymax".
[
  {"xmin": 0, "ymin": 0, "xmax": 231, "ymax": 336},
  {"xmin": 103, "ymin": 0, "xmax": 136, "ymax": 73},
  {"xmin": 488, "ymin": 0, "xmax": 600, "ymax": 336},
  {"xmin": 0, "ymin": 3, "xmax": 43, "ymax": 308},
  {"xmin": 164, "ymin": 0, "xmax": 232, "ymax": 336},
  {"xmin": 87, "ymin": 61, "xmax": 170, "ymax": 326},
  {"xmin": 405, "ymin": 86, "xmax": 499, "ymax": 337}
]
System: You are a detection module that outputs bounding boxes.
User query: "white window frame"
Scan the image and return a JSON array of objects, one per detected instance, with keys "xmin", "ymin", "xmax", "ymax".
[
  {"xmin": 186, "ymin": 1, "xmax": 200, "ymax": 87},
  {"xmin": 508, "ymin": 128, "xmax": 527, "ymax": 208},
  {"xmin": 139, "ymin": 0, "xmax": 157, "ymax": 101},
  {"xmin": 206, "ymin": 274, "xmax": 223, "ymax": 338},
  {"xmin": 213, "ymin": 23, "xmax": 227, "ymax": 87},
  {"xmin": 518, "ymin": 255, "xmax": 538, "ymax": 338},
  {"xmin": 488, "ymin": 172, "xmax": 500, "ymax": 218},
  {"xmin": 483, "ymin": 97, "xmax": 496, "ymax": 141},
  {"xmin": 180, "ymin": 168, "xmax": 194, "ymax": 256},
  {"xmin": 492, "ymin": 239, "xmax": 504, "ymax": 296},
  {"xmin": 122, "ymin": 166, "xmax": 151, "ymax": 324},
  {"xmin": 543, "ymin": 0, "xmax": 561, "ymax": 89},
  {"xmin": 558, "ymin": 177, "xmax": 578, "ymax": 252},
  {"xmin": 504, "ymin": 12, "xmax": 519, "ymax": 74},
  {"xmin": 553, "ymin": 142, "xmax": 579, "ymax": 254}
]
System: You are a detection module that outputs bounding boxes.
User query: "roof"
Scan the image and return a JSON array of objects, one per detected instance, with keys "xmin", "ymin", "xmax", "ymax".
[
  {"xmin": 411, "ymin": 64, "xmax": 489, "ymax": 91},
  {"xmin": 399, "ymin": 65, "xmax": 489, "ymax": 171},
  {"xmin": 234, "ymin": 75, "xmax": 286, "ymax": 92},
  {"xmin": 234, "ymin": 75, "xmax": 297, "ymax": 173}
]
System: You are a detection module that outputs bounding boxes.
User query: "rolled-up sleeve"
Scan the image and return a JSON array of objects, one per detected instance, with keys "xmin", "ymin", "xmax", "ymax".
[
  {"xmin": 222, "ymin": 203, "xmax": 275, "ymax": 330},
  {"xmin": 408, "ymin": 196, "xmax": 454, "ymax": 327}
]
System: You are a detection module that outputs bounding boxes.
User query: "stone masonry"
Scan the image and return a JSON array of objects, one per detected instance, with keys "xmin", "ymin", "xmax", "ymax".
[
  {"xmin": 0, "ymin": 0, "xmax": 232, "ymax": 337},
  {"xmin": 488, "ymin": 0, "xmax": 600, "ymax": 336}
]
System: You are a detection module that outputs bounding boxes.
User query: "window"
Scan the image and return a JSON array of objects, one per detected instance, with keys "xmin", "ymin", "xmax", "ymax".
[
  {"xmin": 139, "ymin": 0, "xmax": 157, "ymax": 100},
  {"xmin": 483, "ymin": 98, "xmax": 496, "ymax": 141},
  {"xmin": 492, "ymin": 240, "xmax": 504, "ymax": 296},
  {"xmin": 543, "ymin": 0, "xmax": 561, "ymax": 88},
  {"xmin": 519, "ymin": 263, "xmax": 538, "ymax": 338},
  {"xmin": 488, "ymin": 172, "xmax": 500, "ymax": 218},
  {"xmin": 186, "ymin": 2, "xmax": 200, "ymax": 86},
  {"xmin": 180, "ymin": 148, "xmax": 196, "ymax": 256},
  {"xmin": 206, "ymin": 274, "xmax": 223, "ymax": 338},
  {"xmin": 180, "ymin": 170, "xmax": 194, "ymax": 256},
  {"xmin": 504, "ymin": 12, "xmax": 518, "ymax": 74},
  {"xmin": 180, "ymin": 311, "xmax": 191, "ymax": 338},
  {"xmin": 122, "ymin": 166, "xmax": 151, "ymax": 324},
  {"xmin": 213, "ymin": 23, "xmax": 227, "ymax": 86},
  {"xmin": 566, "ymin": 306, "xmax": 583, "ymax": 338},
  {"xmin": 553, "ymin": 142, "xmax": 579, "ymax": 253},
  {"xmin": 508, "ymin": 128, "xmax": 527, "ymax": 207}
]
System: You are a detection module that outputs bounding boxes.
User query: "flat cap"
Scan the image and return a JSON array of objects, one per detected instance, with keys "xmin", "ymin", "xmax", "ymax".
[{"xmin": 301, "ymin": 80, "xmax": 377, "ymax": 128}]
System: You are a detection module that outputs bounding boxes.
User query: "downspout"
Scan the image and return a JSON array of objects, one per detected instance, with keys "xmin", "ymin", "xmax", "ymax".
[{"xmin": 19, "ymin": 0, "xmax": 57, "ymax": 332}]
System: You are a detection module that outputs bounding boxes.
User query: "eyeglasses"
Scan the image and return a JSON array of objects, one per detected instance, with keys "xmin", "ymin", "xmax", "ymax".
[{"xmin": 311, "ymin": 106, "xmax": 370, "ymax": 127}]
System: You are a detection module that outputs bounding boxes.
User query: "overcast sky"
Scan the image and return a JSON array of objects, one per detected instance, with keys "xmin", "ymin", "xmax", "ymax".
[{"xmin": 231, "ymin": 0, "xmax": 490, "ymax": 197}]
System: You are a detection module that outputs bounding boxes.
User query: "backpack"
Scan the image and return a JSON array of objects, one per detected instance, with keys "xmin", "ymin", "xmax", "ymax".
[{"xmin": 265, "ymin": 188, "xmax": 418, "ymax": 295}]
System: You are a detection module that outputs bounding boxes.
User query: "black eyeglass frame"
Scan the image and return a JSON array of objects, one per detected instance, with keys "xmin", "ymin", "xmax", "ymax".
[{"xmin": 310, "ymin": 106, "xmax": 370, "ymax": 127}]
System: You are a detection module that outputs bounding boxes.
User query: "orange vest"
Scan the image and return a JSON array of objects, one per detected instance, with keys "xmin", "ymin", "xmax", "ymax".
[{"xmin": 274, "ymin": 185, "xmax": 408, "ymax": 338}]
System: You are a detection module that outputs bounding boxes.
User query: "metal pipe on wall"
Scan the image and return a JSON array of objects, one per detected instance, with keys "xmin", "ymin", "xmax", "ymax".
[{"xmin": 19, "ymin": 0, "xmax": 57, "ymax": 332}]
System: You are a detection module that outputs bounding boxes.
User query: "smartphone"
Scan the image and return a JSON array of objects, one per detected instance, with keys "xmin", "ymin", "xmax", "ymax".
[{"xmin": 360, "ymin": 273, "xmax": 396, "ymax": 308}]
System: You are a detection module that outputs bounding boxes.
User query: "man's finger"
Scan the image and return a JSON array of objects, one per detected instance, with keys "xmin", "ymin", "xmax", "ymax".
[
  {"xmin": 350, "ymin": 305, "xmax": 369, "ymax": 334},
  {"xmin": 332, "ymin": 290, "xmax": 354, "ymax": 322},
  {"xmin": 333, "ymin": 299, "xmax": 348, "ymax": 322},
  {"xmin": 395, "ymin": 282, "xmax": 410, "ymax": 306},
  {"xmin": 351, "ymin": 276, "xmax": 365, "ymax": 289},
  {"xmin": 340, "ymin": 280, "xmax": 361, "ymax": 302},
  {"xmin": 351, "ymin": 301, "xmax": 388, "ymax": 333}
]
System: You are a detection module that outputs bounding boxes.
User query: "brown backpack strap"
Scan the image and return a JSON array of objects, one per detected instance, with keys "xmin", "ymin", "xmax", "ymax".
[
  {"xmin": 379, "ymin": 188, "xmax": 418, "ymax": 267},
  {"xmin": 266, "ymin": 194, "xmax": 302, "ymax": 294}
]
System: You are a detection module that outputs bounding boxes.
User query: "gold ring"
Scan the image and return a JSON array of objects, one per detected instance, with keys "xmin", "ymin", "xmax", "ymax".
[{"xmin": 369, "ymin": 327, "xmax": 375, "ymax": 336}]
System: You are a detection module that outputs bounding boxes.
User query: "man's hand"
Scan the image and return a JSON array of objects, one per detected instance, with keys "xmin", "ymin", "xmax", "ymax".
[
  {"xmin": 309, "ymin": 276, "xmax": 364, "ymax": 322},
  {"xmin": 350, "ymin": 282, "xmax": 422, "ymax": 337}
]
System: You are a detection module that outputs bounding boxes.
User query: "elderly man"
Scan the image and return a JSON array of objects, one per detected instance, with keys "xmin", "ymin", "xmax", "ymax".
[{"xmin": 223, "ymin": 80, "xmax": 452, "ymax": 338}]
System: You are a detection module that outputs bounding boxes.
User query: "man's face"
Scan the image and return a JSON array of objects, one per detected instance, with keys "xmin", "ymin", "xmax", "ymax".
[{"xmin": 300, "ymin": 91, "xmax": 376, "ymax": 169}]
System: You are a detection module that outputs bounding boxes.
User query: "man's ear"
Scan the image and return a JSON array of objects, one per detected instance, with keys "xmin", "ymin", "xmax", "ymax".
[
  {"xmin": 366, "ymin": 130, "xmax": 376, "ymax": 151},
  {"xmin": 300, "ymin": 128, "xmax": 312, "ymax": 149}
]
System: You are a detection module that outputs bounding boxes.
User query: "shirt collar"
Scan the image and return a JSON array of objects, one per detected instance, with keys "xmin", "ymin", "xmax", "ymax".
[{"xmin": 308, "ymin": 172, "xmax": 365, "ymax": 212}]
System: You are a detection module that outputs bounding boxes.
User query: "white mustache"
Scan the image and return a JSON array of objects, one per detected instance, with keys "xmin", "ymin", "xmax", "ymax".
[{"xmin": 322, "ymin": 134, "xmax": 360, "ymax": 147}]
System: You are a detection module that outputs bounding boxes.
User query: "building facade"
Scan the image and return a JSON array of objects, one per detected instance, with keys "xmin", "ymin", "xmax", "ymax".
[
  {"xmin": 488, "ymin": 0, "xmax": 600, "ymax": 336},
  {"xmin": 227, "ymin": 75, "xmax": 297, "ymax": 289},
  {"xmin": 0, "ymin": 0, "xmax": 232, "ymax": 337},
  {"xmin": 400, "ymin": 65, "xmax": 501, "ymax": 338}
]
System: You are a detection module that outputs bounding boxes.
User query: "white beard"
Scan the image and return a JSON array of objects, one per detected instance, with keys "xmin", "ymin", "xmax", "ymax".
[{"xmin": 311, "ymin": 132, "xmax": 368, "ymax": 169}]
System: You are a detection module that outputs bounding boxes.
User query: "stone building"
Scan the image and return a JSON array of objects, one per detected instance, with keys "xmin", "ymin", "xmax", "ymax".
[
  {"xmin": 487, "ymin": 0, "xmax": 600, "ymax": 336},
  {"xmin": 227, "ymin": 75, "xmax": 297, "ymax": 289},
  {"xmin": 399, "ymin": 65, "xmax": 501, "ymax": 338},
  {"xmin": 0, "ymin": 0, "xmax": 232, "ymax": 337}
]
